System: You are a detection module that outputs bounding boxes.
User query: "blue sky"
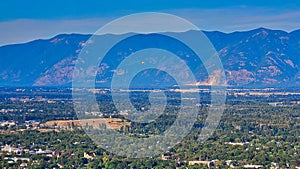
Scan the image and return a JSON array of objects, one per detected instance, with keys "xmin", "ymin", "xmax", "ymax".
[{"xmin": 1, "ymin": 0, "xmax": 300, "ymax": 46}]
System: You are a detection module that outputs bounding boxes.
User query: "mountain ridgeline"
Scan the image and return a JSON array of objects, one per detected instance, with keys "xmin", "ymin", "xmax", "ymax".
[{"xmin": 0, "ymin": 28, "xmax": 299, "ymax": 87}]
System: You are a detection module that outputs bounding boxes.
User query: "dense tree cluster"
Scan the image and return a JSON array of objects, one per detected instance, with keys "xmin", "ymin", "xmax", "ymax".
[{"xmin": 0, "ymin": 87, "xmax": 300, "ymax": 168}]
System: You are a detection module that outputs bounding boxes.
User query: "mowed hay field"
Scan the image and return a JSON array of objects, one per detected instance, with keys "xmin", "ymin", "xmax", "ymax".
[{"xmin": 44, "ymin": 118, "xmax": 131, "ymax": 130}]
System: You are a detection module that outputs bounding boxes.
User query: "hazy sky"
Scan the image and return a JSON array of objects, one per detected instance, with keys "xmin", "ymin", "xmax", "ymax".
[{"xmin": 1, "ymin": 0, "xmax": 300, "ymax": 46}]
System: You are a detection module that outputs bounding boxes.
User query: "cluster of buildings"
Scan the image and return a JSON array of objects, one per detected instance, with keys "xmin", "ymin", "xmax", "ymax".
[
  {"xmin": 0, "ymin": 143, "xmax": 99, "ymax": 168},
  {"xmin": 160, "ymin": 151, "xmax": 266, "ymax": 169},
  {"xmin": 0, "ymin": 120, "xmax": 40, "ymax": 128},
  {"xmin": 1, "ymin": 145, "xmax": 54, "ymax": 156},
  {"xmin": 0, "ymin": 121, "xmax": 16, "ymax": 127},
  {"xmin": 0, "ymin": 144, "xmax": 56, "ymax": 167}
]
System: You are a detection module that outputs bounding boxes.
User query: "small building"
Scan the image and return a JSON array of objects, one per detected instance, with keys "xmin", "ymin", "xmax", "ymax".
[
  {"xmin": 225, "ymin": 142, "xmax": 249, "ymax": 146},
  {"xmin": 243, "ymin": 164, "xmax": 264, "ymax": 168},
  {"xmin": 189, "ymin": 160, "xmax": 218, "ymax": 168},
  {"xmin": 84, "ymin": 152, "xmax": 96, "ymax": 159},
  {"xmin": 1, "ymin": 145, "xmax": 22, "ymax": 155},
  {"xmin": 161, "ymin": 154, "xmax": 172, "ymax": 160},
  {"xmin": 268, "ymin": 102, "xmax": 282, "ymax": 107},
  {"xmin": 57, "ymin": 163, "xmax": 64, "ymax": 168},
  {"xmin": 4, "ymin": 157, "xmax": 30, "ymax": 163},
  {"xmin": 0, "ymin": 121, "xmax": 16, "ymax": 127},
  {"xmin": 20, "ymin": 163, "xmax": 28, "ymax": 167},
  {"xmin": 36, "ymin": 149, "xmax": 54, "ymax": 157}
]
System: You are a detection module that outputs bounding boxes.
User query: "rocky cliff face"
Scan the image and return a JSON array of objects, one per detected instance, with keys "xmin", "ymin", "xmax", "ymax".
[{"xmin": 205, "ymin": 28, "xmax": 300, "ymax": 86}]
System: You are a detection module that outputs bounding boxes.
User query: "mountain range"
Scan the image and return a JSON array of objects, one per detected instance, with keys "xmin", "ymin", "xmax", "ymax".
[{"xmin": 0, "ymin": 28, "xmax": 299, "ymax": 87}]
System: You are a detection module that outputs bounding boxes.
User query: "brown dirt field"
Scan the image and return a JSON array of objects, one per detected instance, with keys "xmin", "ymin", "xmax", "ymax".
[
  {"xmin": 44, "ymin": 118, "xmax": 130, "ymax": 130},
  {"xmin": 38, "ymin": 129, "xmax": 60, "ymax": 133}
]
